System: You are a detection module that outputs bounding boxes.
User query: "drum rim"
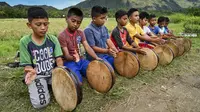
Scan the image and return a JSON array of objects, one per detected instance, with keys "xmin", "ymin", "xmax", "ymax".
[
  {"xmin": 64, "ymin": 67, "xmax": 83, "ymax": 105},
  {"xmin": 183, "ymin": 38, "xmax": 192, "ymax": 53},
  {"xmin": 100, "ymin": 60, "xmax": 116, "ymax": 90}
]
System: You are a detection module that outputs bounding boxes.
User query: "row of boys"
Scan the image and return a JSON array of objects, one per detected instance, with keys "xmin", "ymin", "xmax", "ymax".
[{"xmin": 19, "ymin": 6, "xmax": 173, "ymax": 109}]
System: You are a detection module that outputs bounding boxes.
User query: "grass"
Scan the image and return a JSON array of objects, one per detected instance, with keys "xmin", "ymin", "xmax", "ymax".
[{"xmin": 0, "ymin": 15, "xmax": 200, "ymax": 112}]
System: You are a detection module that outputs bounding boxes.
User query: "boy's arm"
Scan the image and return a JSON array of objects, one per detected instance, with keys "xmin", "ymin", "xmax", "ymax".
[
  {"xmin": 20, "ymin": 38, "xmax": 36, "ymax": 84},
  {"xmin": 105, "ymin": 28, "xmax": 118, "ymax": 53},
  {"xmin": 84, "ymin": 28, "xmax": 109, "ymax": 54},
  {"xmin": 91, "ymin": 46, "xmax": 109, "ymax": 54},
  {"xmin": 24, "ymin": 66, "xmax": 36, "ymax": 85},
  {"xmin": 55, "ymin": 57, "xmax": 63, "ymax": 67},
  {"xmin": 125, "ymin": 29, "xmax": 134, "ymax": 46},
  {"xmin": 61, "ymin": 47, "xmax": 75, "ymax": 61},
  {"xmin": 111, "ymin": 30, "xmax": 124, "ymax": 49},
  {"xmin": 135, "ymin": 33, "xmax": 164, "ymax": 44},
  {"xmin": 82, "ymin": 40, "xmax": 100, "ymax": 60},
  {"xmin": 107, "ymin": 39, "xmax": 118, "ymax": 53},
  {"xmin": 58, "ymin": 34, "xmax": 75, "ymax": 61},
  {"xmin": 52, "ymin": 36, "xmax": 64, "ymax": 66}
]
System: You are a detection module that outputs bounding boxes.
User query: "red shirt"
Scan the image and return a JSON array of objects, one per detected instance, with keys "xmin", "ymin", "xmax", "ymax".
[
  {"xmin": 58, "ymin": 28, "xmax": 86, "ymax": 57},
  {"xmin": 110, "ymin": 28, "xmax": 128, "ymax": 50}
]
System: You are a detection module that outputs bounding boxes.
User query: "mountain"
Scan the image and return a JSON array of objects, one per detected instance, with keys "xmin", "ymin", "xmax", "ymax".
[
  {"xmin": 0, "ymin": 2, "xmax": 58, "ymax": 10},
  {"xmin": 0, "ymin": 2, "xmax": 11, "ymax": 7},
  {"xmin": 0, "ymin": 2, "xmax": 63, "ymax": 18},
  {"xmin": 13, "ymin": 4, "xmax": 58, "ymax": 11},
  {"xmin": 75, "ymin": 0, "xmax": 200, "ymax": 11}
]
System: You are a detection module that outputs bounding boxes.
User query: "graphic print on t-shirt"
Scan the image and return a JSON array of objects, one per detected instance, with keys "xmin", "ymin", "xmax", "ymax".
[{"xmin": 32, "ymin": 46, "xmax": 55, "ymax": 74}]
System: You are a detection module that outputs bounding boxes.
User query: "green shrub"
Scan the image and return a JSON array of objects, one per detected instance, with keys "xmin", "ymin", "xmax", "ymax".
[
  {"xmin": 183, "ymin": 17, "xmax": 200, "ymax": 34},
  {"xmin": 169, "ymin": 13, "xmax": 187, "ymax": 23}
]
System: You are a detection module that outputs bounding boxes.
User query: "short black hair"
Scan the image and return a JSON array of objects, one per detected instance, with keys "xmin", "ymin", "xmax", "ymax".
[
  {"xmin": 27, "ymin": 7, "xmax": 48, "ymax": 22},
  {"xmin": 148, "ymin": 14, "xmax": 156, "ymax": 20},
  {"xmin": 91, "ymin": 5, "xmax": 108, "ymax": 18},
  {"xmin": 164, "ymin": 17, "xmax": 170, "ymax": 22},
  {"xmin": 67, "ymin": 7, "xmax": 83, "ymax": 18},
  {"xmin": 127, "ymin": 8, "xmax": 138, "ymax": 17},
  {"xmin": 139, "ymin": 12, "xmax": 149, "ymax": 20},
  {"xmin": 115, "ymin": 10, "xmax": 127, "ymax": 22},
  {"xmin": 158, "ymin": 16, "xmax": 166, "ymax": 23}
]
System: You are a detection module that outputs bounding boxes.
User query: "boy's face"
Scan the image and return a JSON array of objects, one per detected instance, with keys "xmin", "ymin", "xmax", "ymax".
[
  {"xmin": 164, "ymin": 21, "xmax": 169, "ymax": 27},
  {"xmin": 139, "ymin": 18, "xmax": 148, "ymax": 26},
  {"xmin": 158, "ymin": 21, "xmax": 165, "ymax": 28},
  {"xmin": 93, "ymin": 13, "xmax": 107, "ymax": 26},
  {"xmin": 118, "ymin": 15, "xmax": 128, "ymax": 26},
  {"xmin": 66, "ymin": 15, "xmax": 83, "ymax": 32},
  {"xmin": 27, "ymin": 18, "xmax": 49, "ymax": 37},
  {"xmin": 129, "ymin": 11, "xmax": 139, "ymax": 23},
  {"xmin": 149, "ymin": 17, "xmax": 157, "ymax": 26}
]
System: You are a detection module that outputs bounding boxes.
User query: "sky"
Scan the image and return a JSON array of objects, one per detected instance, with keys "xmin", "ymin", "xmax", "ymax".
[{"xmin": 1, "ymin": 0, "xmax": 85, "ymax": 9}]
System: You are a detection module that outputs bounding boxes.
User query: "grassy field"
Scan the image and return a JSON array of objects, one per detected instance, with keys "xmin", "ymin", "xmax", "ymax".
[{"xmin": 0, "ymin": 16, "xmax": 200, "ymax": 112}]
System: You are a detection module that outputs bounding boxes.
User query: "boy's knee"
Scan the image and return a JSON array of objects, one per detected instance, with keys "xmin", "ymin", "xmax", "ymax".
[{"xmin": 31, "ymin": 97, "xmax": 50, "ymax": 109}]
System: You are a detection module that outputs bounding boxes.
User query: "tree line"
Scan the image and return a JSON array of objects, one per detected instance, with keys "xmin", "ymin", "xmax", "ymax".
[{"xmin": 0, "ymin": 6, "xmax": 200, "ymax": 18}]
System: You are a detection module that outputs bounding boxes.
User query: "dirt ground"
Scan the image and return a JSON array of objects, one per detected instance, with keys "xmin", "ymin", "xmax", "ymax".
[{"xmin": 101, "ymin": 52, "xmax": 200, "ymax": 112}]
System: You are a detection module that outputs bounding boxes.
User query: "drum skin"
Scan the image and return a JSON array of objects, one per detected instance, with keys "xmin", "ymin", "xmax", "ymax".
[
  {"xmin": 136, "ymin": 48, "xmax": 158, "ymax": 71},
  {"xmin": 170, "ymin": 39, "xmax": 185, "ymax": 56},
  {"xmin": 52, "ymin": 67, "xmax": 81, "ymax": 111},
  {"xmin": 102, "ymin": 60, "xmax": 116, "ymax": 88},
  {"xmin": 153, "ymin": 45, "xmax": 174, "ymax": 65},
  {"xmin": 114, "ymin": 51, "xmax": 140, "ymax": 78},
  {"xmin": 86, "ymin": 60, "xmax": 115, "ymax": 93},
  {"xmin": 165, "ymin": 41, "xmax": 179, "ymax": 57},
  {"xmin": 176, "ymin": 38, "xmax": 191, "ymax": 53}
]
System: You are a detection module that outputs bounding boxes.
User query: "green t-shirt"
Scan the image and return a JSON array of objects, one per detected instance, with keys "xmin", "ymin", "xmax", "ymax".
[{"xmin": 19, "ymin": 34, "xmax": 63, "ymax": 75}]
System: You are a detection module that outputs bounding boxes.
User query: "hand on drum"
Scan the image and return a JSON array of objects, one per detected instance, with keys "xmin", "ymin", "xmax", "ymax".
[
  {"xmin": 95, "ymin": 57, "xmax": 103, "ymax": 61},
  {"xmin": 131, "ymin": 42, "xmax": 139, "ymax": 48},
  {"xmin": 72, "ymin": 50, "xmax": 80, "ymax": 62},
  {"xmin": 154, "ymin": 38, "xmax": 166, "ymax": 45},
  {"xmin": 135, "ymin": 48, "xmax": 146, "ymax": 55},
  {"xmin": 24, "ymin": 68, "xmax": 36, "ymax": 85},
  {"xmin": 108, "ymin": 48, "xmax": 117, "ymax": 57}
]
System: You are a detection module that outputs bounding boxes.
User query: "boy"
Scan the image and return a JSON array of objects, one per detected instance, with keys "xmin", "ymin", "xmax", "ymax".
[
  {"xmin": 157, "ymin": 16, "xmax": 168, "ymax": 34},
  {"xmin": 164, "ymin": 17, "xmax": 181, "ymax": 38},
  {"xmin": 125, "ymin": 8, "xmax": 164, "ymax": 47},
  {"xmin": 139, "ymin": 12, "xmax": 158, "ymax": 38},
  {"xmin": 110, "ymin": 10, "xmax": 145, "ymax": 54},
  {"xmin": 157, "ymin": 16, "xmax": 172, "ymax": 39},
  {"xmin": 148, "ymin": 14, "xmax": 162, "ymax": 35},
  {"xmin": 164, "ymin": 17, "xmax": 171, "ymax": 34},
  {"xmin": 84, "ymin": 6, "xmax": 118, "ymax": 68},
  {"xmin": 58, "ymin": 8, "xmax": 100, "ymax": 84},
  {"xmin": 19, "ymin": 7, "xmax": 63, "ymax": 108}
]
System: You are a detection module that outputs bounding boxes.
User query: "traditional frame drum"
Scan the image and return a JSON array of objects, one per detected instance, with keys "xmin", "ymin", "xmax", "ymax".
[
  {"xmin": 170, "ymin": 39, "xmax": 185, "ymax": 56},
  {"xmin": 86, "ymin": 60, "xmax": 116, "ymax": 93},
  {"xmin": 136, "ymin": 48, "xmax": 159, "ymax": 70},
  {"xmin": 165, "ymin": 41, "xmax": 179, "ymax": 57},
  {"xmin": 176, "ymin": 38, "xmax": 191, "ymax": 53},
  {"xmin": 153, "ymin": 45, "xmax": 174, "ymax": 65},
  {"xmin": 52, "ymin": 67, "xmax": 82, "ymax": 111},
  {"xmin": 114, "ymin": 51, "xmax": 140, "ymax": 78}
]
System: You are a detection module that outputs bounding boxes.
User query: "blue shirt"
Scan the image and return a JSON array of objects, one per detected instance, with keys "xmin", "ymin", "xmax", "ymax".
[
  {"xmin": 164, "ymin": 26, "xmax": 169, "ymax": 33},
  {"xmin": 148, "ymin": 26, "xmax": 160, "ymax": 35},
  {"xmin": 158, "ymin": 26, "xmax": 168, "ymax": 34},
  {"xmin": 84, "ymin": 23, "xmax": 110, "ymax": 60}
]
